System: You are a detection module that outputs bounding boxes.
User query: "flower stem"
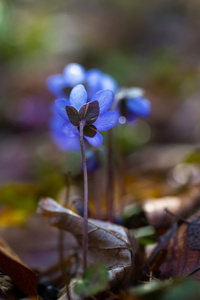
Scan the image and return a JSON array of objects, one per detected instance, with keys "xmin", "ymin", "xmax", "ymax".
[
  {"xmin": 106, "ymin": 129, "xmax": 114, "ymax": 222},
  {"xmin": 79, "ymin": 122, "xmax": 88, "ymax": 272}
]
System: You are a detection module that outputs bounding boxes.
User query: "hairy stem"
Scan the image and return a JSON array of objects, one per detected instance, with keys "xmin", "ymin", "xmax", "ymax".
[{"xmin": 79, "ymin": 121, "xmax": 88, "ymax": 272}]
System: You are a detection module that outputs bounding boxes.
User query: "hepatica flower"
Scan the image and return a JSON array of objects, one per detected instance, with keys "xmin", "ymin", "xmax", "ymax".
[
  {"xmin": 47, "ymin": 63, "xmax": 86, "ymax": 98},
  {"xmin": 55, "ymin": 84, "xmax": 118, "ymax": 147},
  {"xmin": 114, "ymin": 87, "xmax": 151, "ymax": 124},
  {"xmin": 47, "ymin": 63, "xmax": 118, "ymax": 99}
]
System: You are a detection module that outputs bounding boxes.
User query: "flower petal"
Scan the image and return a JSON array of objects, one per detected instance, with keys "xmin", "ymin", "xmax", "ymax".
[
  {"xmin": 86, "ymin": 69, "xmax": 118, "ymax": 100},
  {"xmin": 86, "ymin": 69, "xmax": 103, "ymax": 99},
  {"xmin": 62, "ymin": 121, "xmax": 79, "ymax": 137},
  {"xmin": 69, "ymin": 84, "xmax": 88, "ymax": 111},
  {"xmin": 93, "ymin": 111, "xmax": 119, "ymax": 131},
  {"xmin": 47, "ymin": 74, "xmax": 67, "ymax": 97},
  {"xmin": 101, "ymin": 74, "xmax": 118, "ymax": 92},
  {"xmin": 55, "ymin": 98, "xmax": 70, "ymax": 121},
  {"xmin": 127, "ymin": 97, "xmax": 151, "ymax": 117},
  {"xmin": 63, "ymin": 63, "xmax": 86, "ymax": 86},
  {"xmin": 84, "ymin": 131, "xmax": 103, "ymax": 147},
  {"xmin": 51, "ymin": 132, "xmax": 80, "ymax": 151},
  {"xmin": 90, "ymin": 89, "xmax": 114, "ymax": 115}
]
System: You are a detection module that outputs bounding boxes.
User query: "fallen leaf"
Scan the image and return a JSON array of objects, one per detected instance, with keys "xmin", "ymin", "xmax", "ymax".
[
  {"xmin": 143, "ymin": 185, "xmax": 200, "ymax": 229},
  {"xmin": 37, "ymin": 197, "xmax": 137, "ymax": 296},
  {"xmin": 149, "ymin": 210, "xmax": 200, "ymax": 279},
  {"xmin": 1, "ymin": 214, "xmax": 76, "ymax": 278},
  {"xmin": 0, "ymin": 237, "xmax": 38, "ymax": 297}
]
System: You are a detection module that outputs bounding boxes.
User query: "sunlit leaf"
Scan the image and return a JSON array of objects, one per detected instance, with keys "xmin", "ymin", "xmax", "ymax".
[
  {"xmin": 130, "ymin": 279, "xmax": 172, "ymax": 297},
  {"xmin": 0, "ymin": 183, "xmax": 39, "ymax": 211},
  {"xmin": 130, "ymin": 277, "xmax": 200, "ymax": 300},
  {"xmin": 0, "ymin": 208, "xmax": 30, "ymax": 227},
  {"xmin": 184, "ymin": 150, "xmax": 200, "ymax": 164},
  {"xmin": 130, "ymin": 226, "xmax": 156, "ymax": 246}
]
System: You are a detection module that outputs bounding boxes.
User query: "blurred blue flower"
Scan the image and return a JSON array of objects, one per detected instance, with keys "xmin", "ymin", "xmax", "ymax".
[
  {"xmin": 86, "ymin": 69, "xmax": 118, "ymax": 99},
  {"xmin": 47, "ymin": 63, "xmax": 118, "ymax": 99},
  {"xmin": 55, "ymin": 84, "xmax": 118, "ymax": 147},
  {"xmin": 47, "ymin": 63, "xmax": 86, "ymax": 98},
  {"xmin": 114, "ymin": 87, "xmax": 151, "ymax": 124},
  {"xmin": 83, "ymin": 149, "xmax": 102, "ymax": 173}
]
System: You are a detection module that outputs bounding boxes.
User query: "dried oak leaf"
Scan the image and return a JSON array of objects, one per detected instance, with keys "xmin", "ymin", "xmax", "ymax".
[
  {"xmin": 143, "ymin": 186, "xmax": 200, "ymax": 229},
  {"xmin": 37, "ymin": 197, "xmax": 137, "ymax": 291},
  {"xmin": 0, "ymin": 237, "xmax": 38, "ymax": 297},
  {"xmin": 149, "ymin": 210, "xmax": 200, "ymax": 279}
]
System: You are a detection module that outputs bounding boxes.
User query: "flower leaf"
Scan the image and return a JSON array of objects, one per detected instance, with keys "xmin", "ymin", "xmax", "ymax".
[
  {"xmin": 65, "ymin": 105, "xmax": 80, "ymax": 126},
  {"xmin": 79, "ymin": 100, "xmax": 99, "ymax": 125},
  {"xmin": 83, "ymin": 125, "xmax": 97, "ymax": 137}
]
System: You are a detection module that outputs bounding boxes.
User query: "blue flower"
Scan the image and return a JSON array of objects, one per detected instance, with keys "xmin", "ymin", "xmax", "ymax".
[
  {"xmin": 55, "ymin": 84, "xmax": 119, "ymax": 147},
  {"xmin": 114, "ymin": 87, "xmax": 151, "ymax": 124},
  {"xmin": 47, "ymin": 63, "xmax": 86, "ymax": 98},
  {"xmin": 47, "ymin": 63, "xmax": 118, "ymax": 99},
  {"xmin": 86, "ymin": 69, "xmax": 118, "ymax": 99}
]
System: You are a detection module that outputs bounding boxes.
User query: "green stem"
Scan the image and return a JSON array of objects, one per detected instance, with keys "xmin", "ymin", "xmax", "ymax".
[{"xmin": 79, "ymin": 121, "xmax": 88, "ymax": 272}]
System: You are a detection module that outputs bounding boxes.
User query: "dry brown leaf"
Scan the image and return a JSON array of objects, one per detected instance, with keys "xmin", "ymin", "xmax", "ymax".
[
  {"xmin": 143, "ymin": 186, "xmax": 200, "ymax": 228},
  {"xmin": 0, "ymin": 237, "xmax": 38, "ymax": 297},
  {"xmin": 37, "ymin": 197, "xmax": 137, "ymax": 295},
  {"xmin": 149, "ymin": 210, "xmax": 200, "ymax": 279}
]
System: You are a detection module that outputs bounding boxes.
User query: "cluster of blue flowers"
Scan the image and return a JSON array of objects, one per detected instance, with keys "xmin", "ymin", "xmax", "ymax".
[{"xmin": 48, "ymin": 63, "xmax": 151, "ymax": 149}]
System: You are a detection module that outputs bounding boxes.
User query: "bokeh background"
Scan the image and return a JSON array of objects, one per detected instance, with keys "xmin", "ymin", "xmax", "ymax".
[{"xmin": 1, "ymin": 0, "xmax": 200, "ymax": 186}]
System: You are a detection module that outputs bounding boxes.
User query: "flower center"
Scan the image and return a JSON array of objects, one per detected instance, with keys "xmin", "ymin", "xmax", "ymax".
[{"xmin": 119, "ymin": 97, "xmax": 128, "ymax": 118}]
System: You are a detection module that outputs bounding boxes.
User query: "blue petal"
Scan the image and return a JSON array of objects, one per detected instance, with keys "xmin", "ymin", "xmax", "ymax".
[
  {"xmin": 51, "ymin": 132, "xmax": 80, "ymax": 151},
  {"xmin": 69, "ymin": 84, "xmax": 88, "ymax": 111},
  {"xmin": 93, "ymin": 111, "xmax": 119, "ymax": 131},
  {"xmin": 47, "ymin": 74, "xmax": 68, "ymax": 97},
  {"xmin": 126, "ymin": 111, "xmax": 137, "ymax": 123},
  {"xmin": 49, "ymin": 106, "xmax": 80, "ymax": 151},
  {"xmin": 55, "ymin": 98, "xmax": 70, "ymax": 121},
  {"xmin": 63, "ymin": 63, "xmax": 86, "ymax": 86},
  {"xmin": 101, "ymin": 74, "xmax": 118, "ymax": 92},
  {"xmin": 127, "ymin": 97, "xmax": 151, "ymax": 117},
  {"xmin": 90, "ymin": 89, "xmax": 114, "ymax": 115},
  {"xmin": 62, "ymin": 121, "xmax": 79, "ymax": 137},
  {"xmin": 86, "ymin": 69, "xmax": 103, "ymax": 99},
  {"xmin": 84, "ymin": 131, "xmax": 103, "ymax": 147}
]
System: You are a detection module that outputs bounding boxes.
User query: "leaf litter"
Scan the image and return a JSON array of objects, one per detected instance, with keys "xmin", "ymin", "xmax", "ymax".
[{"xmin": 2, "ymin": 151, "xmax": 200, "ymax": 299}]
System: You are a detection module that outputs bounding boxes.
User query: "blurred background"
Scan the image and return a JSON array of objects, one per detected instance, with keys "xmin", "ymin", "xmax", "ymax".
[{"xmin": 1, "ymin": 0, "xmax": 200, "ymax": 194}]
